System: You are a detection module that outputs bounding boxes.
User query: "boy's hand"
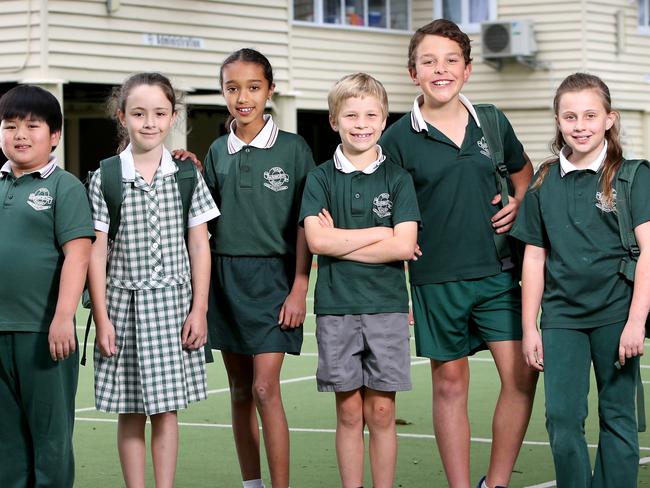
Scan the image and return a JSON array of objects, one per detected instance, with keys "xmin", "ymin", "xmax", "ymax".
[
  {"xmin": 522, "ymin": 329, "xmax": 544, "ymax": 371},
  {"xmin": 95, "ymin": 319, "xmax": 117, "ymax": 358},
  {"xmin": 491, "ymin": 194, "xmax": 521, "ymax": 234},
  {"xmin": 181, "ymin": 310, "xmax": 208, "ymax": 350},
  {"xmin": 410, "ymin": 243, "xmax": 422, "ymax": 261},
  {"xmin": 48, "ymin": 316, "xmax": 76, "ymax": 361},
  {"xmin": 317, "ymin": 208, "xmax": 335, "ymax": 228},
  {"xmin": 278, "ymin": 289, "xmax": 307, "ymax": 330},
  {"xmin": 171, "ymin": 149, "xmax": 202, "ymax": 172},
  {"xmin": 618, "ymin": 320, "xmax": 645, "ymax": 366},
  {"xmin": 408, "ymin": 307, "xmax": 415, "ymax": 326}
]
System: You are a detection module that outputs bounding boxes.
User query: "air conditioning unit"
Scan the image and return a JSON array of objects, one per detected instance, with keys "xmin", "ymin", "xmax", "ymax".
[{"xmin": 481, "ymin": 20, "xmax": 536, "ymax": 59}]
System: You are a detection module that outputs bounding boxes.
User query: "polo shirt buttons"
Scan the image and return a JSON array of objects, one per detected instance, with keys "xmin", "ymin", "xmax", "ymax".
[
  {"xmin": 354, "ymin": 193, "xmax": 360, "ymax": 199},
  {"xmin": 8, "ymin": 195, "xmax": 13, "ymax": 200},
  {"xmin": 245, "ymin": 148, "xmax": 250, "ymax": 153}
]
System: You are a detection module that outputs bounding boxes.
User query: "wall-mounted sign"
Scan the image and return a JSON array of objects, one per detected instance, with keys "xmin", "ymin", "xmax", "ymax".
[{"xmin": 143, "ymin": 34, "xmax": 205, "ymax": 50}]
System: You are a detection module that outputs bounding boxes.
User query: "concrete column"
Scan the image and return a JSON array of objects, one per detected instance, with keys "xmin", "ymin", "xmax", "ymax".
[
  {"xmin": 272, "ymin": 93, "xmax": 298, "ymax": 133},
  {"xmin": 165, "ymin": 105, "xmax": 188, "ymax": 152},
  {"xmin": 643, "ymin": 111, "xmax": 650, "ymax": 159}
]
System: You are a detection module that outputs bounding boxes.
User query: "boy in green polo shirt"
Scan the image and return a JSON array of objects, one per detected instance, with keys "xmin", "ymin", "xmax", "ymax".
[
  {"xmin": 0, "ymin": 85, "xmax": 95, "ymax": 487},
  {"xmin": 379, "ymin": 20, "xmax": 537, "ymax": 488},
  {"xmin": 300, "ymin": 73, "xmax": 420, "ymax": 488}
]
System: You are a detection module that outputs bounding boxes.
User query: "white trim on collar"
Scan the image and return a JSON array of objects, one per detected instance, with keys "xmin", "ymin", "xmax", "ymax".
[
  {"xmin": 119, "ymin": 144, "xmax": 177, "ymax": 181},
  {"xmin": 0, "ymin": 155, "xmax": 58, "ymax": 179},
  {"xmin": 410, "ymin": 94, "xmax": 481, "ymax": 133},
  {"xmin": 559, "ymin": 141, "xmax": 608, "ymax": 177},
  {"xmin": 227, "ymin": 114, "xmax": 279, "ymax": 155},
  {"xmin": 333, "ymin": 144, "xmax": 386, "ymax": 174}
]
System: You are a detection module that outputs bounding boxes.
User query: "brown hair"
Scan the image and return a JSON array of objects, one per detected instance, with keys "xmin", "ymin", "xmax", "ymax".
[
  {"xmin": 328, "ymin": 73, "xmax": 389, "ymax": 120},
  {"xmin": 408, "ymin": 19, "xmax": 472, "ymax": 71},
  {"xmin": 109, "ymin": 72, "xmax": 178, "ymax": 152},
  {"xmin": 533, "ymin": 73, "xmax": 622, "ymax": 209}
]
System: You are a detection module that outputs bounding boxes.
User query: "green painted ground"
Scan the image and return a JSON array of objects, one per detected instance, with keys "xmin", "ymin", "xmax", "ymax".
[{"xmin": 72, "ymin": 302, "xmax": 650, "ymax": 487}]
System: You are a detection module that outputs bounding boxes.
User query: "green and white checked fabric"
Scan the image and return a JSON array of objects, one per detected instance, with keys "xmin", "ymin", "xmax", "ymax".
[
  {"xmin": 94, "ymin": 284, "xmax": 206, "ymax": 415},
  {"xmin": 88, "ymin": 158, "xmax": 218, "ymax": 290}
]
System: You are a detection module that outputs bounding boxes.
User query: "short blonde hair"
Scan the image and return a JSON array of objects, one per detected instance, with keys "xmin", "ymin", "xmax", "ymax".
[{"xmin": 328, "ymin": 73, "xmax": 389, "ymax": 120}]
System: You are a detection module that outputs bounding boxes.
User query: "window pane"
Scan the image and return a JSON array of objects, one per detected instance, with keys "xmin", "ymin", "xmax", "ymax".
[
  {"xmin": 390, "ymin": 0, "xmax": 408, "ymax": 30},
  {"xmin": 345, "ymin": 0, "xmax": 366, "ymax": 26},
  {"xmin": 294, "ymin": 0, "xmax": 314, "ymax": 21},
  {"xmin": 324, "ymin": 0, "xmax": 342, "ymax": 23},
  {"xmin": 443, "ymin": 0, "xmax": 462, "ymax": 24},
  {"xmin": 640, "ymin": 0, "xmax": 649, "ymax": 27},
  {"xmin": 469, "ymin": 0, "xmax": 489, "ymax": 23},
  {"xmin": 369, "ymin": 0, "xmax": 387, "ymax": 28}
]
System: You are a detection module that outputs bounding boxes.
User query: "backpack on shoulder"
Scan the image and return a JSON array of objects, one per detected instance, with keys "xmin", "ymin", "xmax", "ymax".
[
  {"xmin": 474, "ymin": 103, "xmax": 524, "ymax": 276},
  {"xmin": 80, "ymin": 155, "xmax": 198, "ymax": 365}
]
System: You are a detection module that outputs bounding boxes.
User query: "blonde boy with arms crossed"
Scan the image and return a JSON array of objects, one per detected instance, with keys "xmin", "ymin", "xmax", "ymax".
[
  {"xmin": 380, "ymin": 20, "xmax": 537, "ymax": 488},
  {"xmin": 299, "ymin": 73, "xmax": 420, "ymax": 488},
  {"xmin": 0, "ymin": 85, "xmax": 95, "ymax": 487}
]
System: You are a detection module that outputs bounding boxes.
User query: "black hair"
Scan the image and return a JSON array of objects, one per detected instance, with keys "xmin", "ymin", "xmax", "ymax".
[
  {"xmin": 220, "ymin": 48, "xmax": 274, "ymax": 89},
  {"xmin": 0, "ymin": 85, "xmax": 63, "ymax": 133}
]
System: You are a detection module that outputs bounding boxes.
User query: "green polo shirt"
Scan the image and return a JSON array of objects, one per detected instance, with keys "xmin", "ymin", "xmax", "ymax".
[
  {"xmin": 0, "ymin": 164, "xmax": 95, "ymax": 333},
  {"xmin": 511, "ymin": 161, "xmax": 650, "ymax": 329},
  {"xmin": 380, "ymin": 104, "xmax": 525, "ymax": 285},
  {"xmin": 203, "ymin": 130, "xmax": 315, "ymax": 256},
  {"xmin": 299, "ymin": 155, "xmax": 420, "ymax": 315}
]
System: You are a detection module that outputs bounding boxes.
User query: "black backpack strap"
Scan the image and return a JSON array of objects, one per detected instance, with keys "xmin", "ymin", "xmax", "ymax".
[
  {"xmin": 474, "ymin": 104, "xmax": 512, "ymax": 269},
  {"xmin": 99, "ymin": 155, "xmax": 124, "ymax": 242},
  {"xmin": 80, "ymin": 311, "xmax": 93, "ymax": 366},
  {"xmin": 174, "ymin": 158, "xmax": 197, "ymax": 237},
  {"xmin": 615, "ymin": 159, "xmax": 648, "ymax": 282}
]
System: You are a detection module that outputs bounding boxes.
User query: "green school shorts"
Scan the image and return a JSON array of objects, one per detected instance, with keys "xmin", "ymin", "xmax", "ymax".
[{"xmin": 411, "ymin": 271, "xmax": 522, "ymax": 360}]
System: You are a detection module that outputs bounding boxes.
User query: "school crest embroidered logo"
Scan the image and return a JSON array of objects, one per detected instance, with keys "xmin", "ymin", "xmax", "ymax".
[
  {"xmin": 263, "ymin": 167, "xmax": 289, "ymax": 192},
  {"xmin": 27, "ymin": 188, "xmax": 53, "ymax": 211},
  {"xmin": 373, "ymin": 193, "xmax": 392, "ymax": 218},
  {"xmin": 595, "ymin": 189, "xmax": 617, "ymax": 213},
  {"xmin": 478, "ymin": 137, "xmax": 491, "ymax": 159}
]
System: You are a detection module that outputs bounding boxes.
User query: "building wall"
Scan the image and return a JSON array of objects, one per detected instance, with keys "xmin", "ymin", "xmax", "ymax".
[{"xmin": 0, "ymin": 1, "xmax": 42, "ymax": 80}]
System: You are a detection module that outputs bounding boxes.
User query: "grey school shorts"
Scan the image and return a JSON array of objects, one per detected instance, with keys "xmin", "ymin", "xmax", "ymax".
[{"xmin": 315, "ymin": 313, "xmax": 412, "ymax": 393}]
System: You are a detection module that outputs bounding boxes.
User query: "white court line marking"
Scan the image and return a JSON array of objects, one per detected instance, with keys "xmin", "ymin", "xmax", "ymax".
[{"xmin": 524, "ymin": 457, "xmax": 650, "ymax": 488}]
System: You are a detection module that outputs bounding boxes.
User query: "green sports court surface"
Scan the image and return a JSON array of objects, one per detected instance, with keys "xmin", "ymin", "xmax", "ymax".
[{"xmin": 72, "ymin": 292, "xmax": 650, "ymax": 487}]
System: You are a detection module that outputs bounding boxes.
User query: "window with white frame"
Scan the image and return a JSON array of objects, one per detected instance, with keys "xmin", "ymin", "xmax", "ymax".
[
  {"xmin": 293, "ymin": 0, "xmax": 410, "ymax": 30},
  {"xmin": 640, "ymin": 0, "xmax": 650, "ymax": 33},
  {"xmin": 434, "ymin": 0, "xmax": 496, "ymax": 33}
]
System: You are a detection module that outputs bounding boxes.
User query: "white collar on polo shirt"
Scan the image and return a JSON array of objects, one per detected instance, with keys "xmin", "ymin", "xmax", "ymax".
[
  {"xmin": 227, "ymin": 114, "xmax": 279, "ymax": 155},
  {"xmin": 410, "ymin": 93, "xmax": 481, "ymax": 133},
  {"xmin": 559, "ymin": 141, "xmax": 608, "ymax": 177},
  {"xmin": 0, "ymin": 155, "xmax": 58, "ymax": 179},
  {"xmin": 333, "ymin": 144, "xmax": 386, "ymax": 175},
  {"xmin": 119, "ymin": 144, "xmax": 177, "ymax": 181}
]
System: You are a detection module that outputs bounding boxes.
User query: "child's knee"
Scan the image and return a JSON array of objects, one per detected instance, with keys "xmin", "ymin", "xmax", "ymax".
[
  {"xmin": 252, "ymin": 378, "xmax": 279, "ymax": 407},
  {"xmin": 337, "ymin": 403, "xmax": 364, "ymax": 430},
  {"xmin": 365, "ymin": 398, "xmax": 395, "ymax": 429}
]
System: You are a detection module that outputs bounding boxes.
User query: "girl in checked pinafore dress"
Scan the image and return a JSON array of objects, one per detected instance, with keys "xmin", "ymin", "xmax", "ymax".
[{"xmin": 87, "ymin": 72, "xmax": 219, "ymax": 487}]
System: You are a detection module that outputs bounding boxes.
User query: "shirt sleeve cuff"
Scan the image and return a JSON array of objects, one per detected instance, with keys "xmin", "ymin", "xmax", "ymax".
[
  {"xmin": 94, "ymin": 220, "xmax": 109, "ymax": 233},
  {"xmin": 188, "ymin": 207, "xmax": 221, "ymax": 228}
]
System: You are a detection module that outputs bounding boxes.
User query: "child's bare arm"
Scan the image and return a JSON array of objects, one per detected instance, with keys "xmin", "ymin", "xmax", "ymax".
[
  {"xmin": 49, "ymin": 237, "xmax": 92, "ymax": 361},
  {"xmin": 182, "ymin": 223, "xmax": 211, "ymax": 350},
  {"xmin": 303, "ymin": 213, "xmax": 393, "ymax": 257},
  {"xmin": 619, "ymin": 220, "xmax": 650, "ymax": 365},
  {"xmin": 338, "ymin": 221, "xmax": 418, "ymax": 263},
  {"xmin": 87, "ymin": 231, "xmax": 116, "ymax": 357},
  {"xmin": 521, "ymin": 243, "xmax": 547, "ymax": 371},
  {"xmin": 492, "ymin": 153, "xmax": 534, "ymax": 234},
  {"xmin": 279, "ymin": 227, "xmax": 312, "ymax": 329}
]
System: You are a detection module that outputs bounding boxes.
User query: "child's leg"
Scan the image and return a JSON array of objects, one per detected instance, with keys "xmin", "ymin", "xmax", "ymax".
[
  {"xmin": 150, "ymin": 411, "xmax": 179, "ymax": 488},
  {"xmin": 590, "ymin": 323, "xmax": 639, "ymax": 488},
  {"xmin": 253, "ymin": 352, "xmax": 289, "ymax": 488},
  {"xmin": 363, "ymin": 389, "xmax": 397, "ymax": 488},
  {"xmin": 222, "ymin": 352, "xmax": 261, "ymax": 482},
  {"xmin": 335, "ymin": 390, "xmax": 365, "ymax": 488},
  {"xmin": 485, "ymin": 340, "xmax": 538, "ymax": 486},
  {"xmin": 542, "ymin": 328, "xmax": 592, "ymax": 487},
  {"xmin": 118, "ymin": 413, "xmax": 147, "ymax": 488},
  {"xmin": 430, "ymin": 357, "xmax": 471, "ymax": 487}
]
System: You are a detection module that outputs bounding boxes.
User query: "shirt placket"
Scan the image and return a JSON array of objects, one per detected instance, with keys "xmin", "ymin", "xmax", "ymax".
[{"xmin": 137, "ymin": 172, "xmax": 164, "ymax": 281}]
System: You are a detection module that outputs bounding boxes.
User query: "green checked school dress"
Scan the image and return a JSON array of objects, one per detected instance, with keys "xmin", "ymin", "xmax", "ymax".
[{"xmin": 89, "ymin": 146, "xmax": 220, "ymax": 415}]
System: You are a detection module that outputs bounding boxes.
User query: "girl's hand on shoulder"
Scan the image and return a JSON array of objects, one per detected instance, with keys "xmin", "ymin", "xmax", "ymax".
[
  {"xmin": 278, "ymin": 289, "xmax": 307, "ymax": 330},
  {"xmin": 181, "ymin": 310, "xmax": 208, "ymax": 350},
  {"xmin": 491, "ymin": 194, "xmax": 521, "ymax": 234},
  {"xmin": 95, "ymin": 318, "xmax": 117, "ymax": 358},
  {"xmin": 618, "ymin": 321, "xmax": 645, "ymax": 366},
  {"xmin": 522, "ymin": 329, "xmax": 544, "ymax": 371},
  {"xmin": 171, "ymin": 149, "xmax": 203, "ymax": 172}
]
